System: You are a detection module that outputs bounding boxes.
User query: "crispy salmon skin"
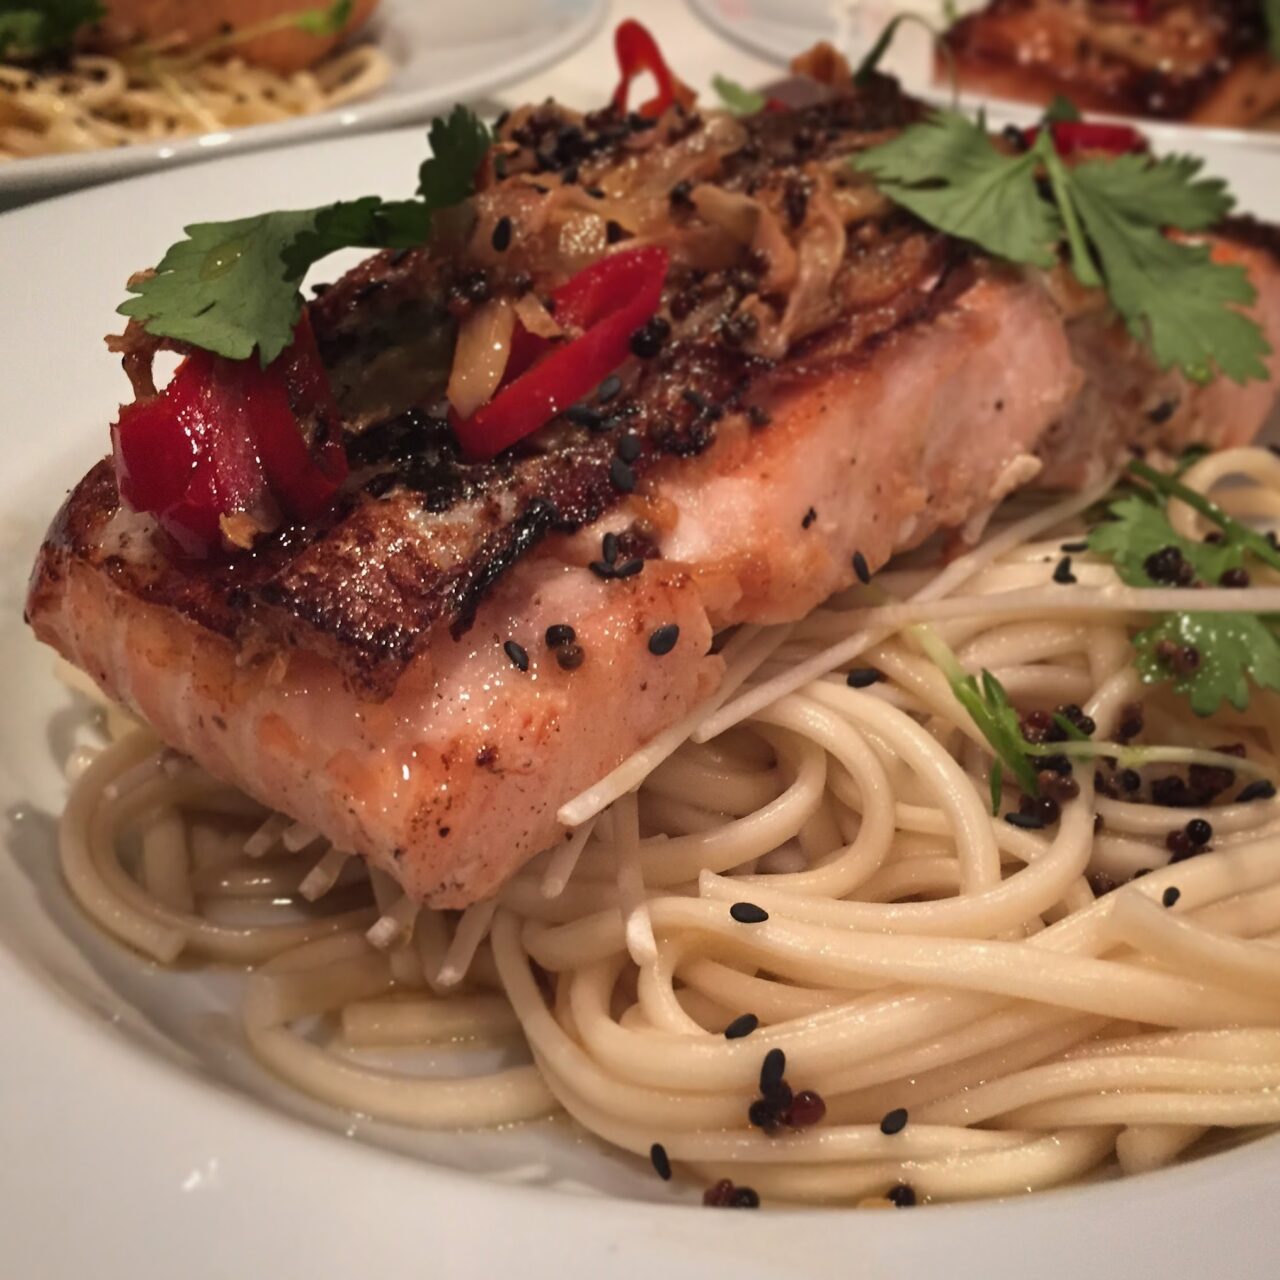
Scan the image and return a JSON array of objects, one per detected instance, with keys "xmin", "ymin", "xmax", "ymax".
[{"xmin": 27, "ymin": 71, "xmax": 1280, "ymax": 906}]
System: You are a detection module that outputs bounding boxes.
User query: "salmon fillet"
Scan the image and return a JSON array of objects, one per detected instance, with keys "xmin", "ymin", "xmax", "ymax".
[
  {"xmin": 26, "ymin": 77, "xmax": 1280, "ymax": 907},
  {"xmin": 941, "ymin": 0, "xmax": 1280, "ymax": 126}
]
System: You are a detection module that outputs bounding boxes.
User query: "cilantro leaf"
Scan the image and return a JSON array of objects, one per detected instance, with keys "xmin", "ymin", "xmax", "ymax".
[
  {"xmin": 120, "ymin": 210, "xmax": 323, "ymax": 363},
  {"xmin": 852, "ymin": 111, "xmax": 1060, "ymax": 268},
  {"xmin": 119, "ymin": 108, "xmax": 491, "ymax": 364},
  {"xmin": 1064, "ymin": 165, "xmax": 1267, "ymax": 383},
  {"xmin": 1087, "ymin": 492, "xmax": 1243, "ymax": 587},
  {"xmin": 418, "ymin": 105, "xmax": 494, "ymax": 209},
  {"xmin": 712, "ymin": 74, "xmax": 765, "ymax": 115},
  {"xmin": 1070, "ymin": 151, "xmax": 1232, "ymax": 232},
  {"xmin": 294, "ymin": 0, "xmax": 354, "ymax": 35},
  {"xmin": 855, "ymin": 107, "xmax": 1269, "ymax": 384},
  {"xmin": 0, "ymin": 0, "xmax": 103, "ymax": 58},
  {"xmin": 1134, "ymin": 612, "xmax": 1280, "ymax": 715}
]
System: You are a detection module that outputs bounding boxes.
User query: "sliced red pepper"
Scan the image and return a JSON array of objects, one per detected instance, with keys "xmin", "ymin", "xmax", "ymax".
[
  {"xmin": 611, "ymin": 19, "xmax": 695, "ymax": 119},
  {"xmin": 111, "ymin": 313, "xmax": 347, "ymax": 557},
  {"xmin": 452, "ymin": 245, "xmax": 670, "ymax": 460},
  {"xmin": 1023, "ymin": 120, "xmax": 1148, "ymax": 157}
]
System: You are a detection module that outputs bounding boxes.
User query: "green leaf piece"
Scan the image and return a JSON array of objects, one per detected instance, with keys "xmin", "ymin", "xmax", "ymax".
[{"xmin": 712, "ymin": 74, "xmax": 765, "ymax": 115}]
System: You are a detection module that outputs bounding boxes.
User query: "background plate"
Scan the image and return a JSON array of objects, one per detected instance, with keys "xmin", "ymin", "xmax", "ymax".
[
  {"xmin": 0, "ymin": 0, "xmax": 606, "ymax": 206},
  {"xmin": 2, "ymin": 87, "xmax": 1280, "ymax": 1280},
  {"xmin": 687, "ymin": 0, "xmax": 1280, "ymax": 152}
]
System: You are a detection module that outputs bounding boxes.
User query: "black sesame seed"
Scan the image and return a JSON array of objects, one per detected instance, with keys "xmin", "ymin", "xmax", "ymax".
[
  {"xmin": 1162, "ymin": 886, "xmax": 1181, "ymax": 908},
  {"xmin": 588, "ymin": 560, "xmax": 616, "ymax": 579},
  {"xmin": 759, "ymin": 1047, "xmax": 786, "ymax": 1094},
  {"xmin": 852, "ymin": 551, "xmax": 871, "ymax": 584},
  {"xmin": 846, "ymin": 667, "xmax": 883, "ymax": 689},
  {"xmin": 1237, "ymin": 779, "xmax": 1277, "ymax": 803},
  {"xmin": 801, "ymin": 507, "xmax": 817, "ymax": 529},
  {"xmin": 503, "ymin": 640, "xmax": 529, "ymax": 671},
  {"xmin": 1220, "ymin": 567, "xmax": 1251, "ymax": 588},
  {"xmin": 731, "ymin": 902, "xmax": 769, "ymax": 924},
  {"xmin": 724, "ymin": 1013, "xmax": 759, "ymax": 1040},
  {"xmin": 1119, "ymin": 768, "xmax": 1142, "ymax": 793},
  {"xmin": 730, "ymin": 1187, "xmax": 760, "ymax": 1208},
  {"xmin": 1059, "ymin": 540, "xmax": 1089, "ymax": 553},
  {"xmin": 747, "ymin": 1098, "xmax": 780, "ymax": 1132},
  {"xmin": 887, "ymin": 1183, "xmax": 917, "ymax": 1207},
  {"xmin": 491, "ymin": 216, "xmax": 513, "ymax": 252},
  {"xmin": 629, "ymin": 316, "xmax": 670, "ymax": 359},
  {"xmin": 1186, "ymin": 818, "xmax": 1213, "ymax": 846},
  {"xmin": 1053, "ymin": 556, "xmax": 1077, "ymax": 585},
  {"xmin": 649, "ymin": 1142, "xmax": 672, "ymax": 1181},
  {"xmin": 648, "ymin": 624, "xmax": 680, "ymax": 656},
  {"xmin": 583, "ymin": 185, "xmax": 605, "ymax": 198},
  {"xmin": 555, "ymin": 643, "xmax": 585, "ymax": 671},
  {"xmin": 746, "ymin": 405, "xmax": 771, "ymax": 428},
  {"xmin": 565, "ymin": 404, "xmax": 603, "ymax": 429},
  {"xmin": 545, "ymin": 623, "xmax": 576, "ymax": 648},
  {"xmin": 602, "ymin": 531, "xmax": 620, "ymax": 565},
  {"xmin": 1005, "ymin": 811, "xmax": 1046, "ymax": 830},
  {"xmin": 879, "ymin": 1107, "xmax": 909, "ymax": 1136},
  {"xmin": 610, "ymin": 456, "xmax": 637, "ymax": 492},
  {"xmin": 597, "ymin": 374, "xmax": 622, "ymax": 404},
  {"xmin": 1166, "ymin": 830, "xmax": 1196, "ymax": 861},
  {"xmin": 617, "ymin": 432, "xmax": 643, "ymax": 463},
  {"xmin": 613, "ymin": 557, "xmax": 644, "ymax": 578}
]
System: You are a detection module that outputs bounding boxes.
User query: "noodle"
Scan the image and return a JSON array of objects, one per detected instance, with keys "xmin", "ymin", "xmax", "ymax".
[
  {"xmin": 53, "ymin": 446, "xmax": 1280, "ymax": 1207},
  {"xmin": 0, "ymin": 45, "xmax": 391, "ymax": 162}
]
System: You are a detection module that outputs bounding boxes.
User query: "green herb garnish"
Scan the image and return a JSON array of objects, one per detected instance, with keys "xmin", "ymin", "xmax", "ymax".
[
  {"xmin": 1087, "ymin": 458, "xmax": 1280, "ymax": 714},
  {"xmin": 712, "ymin": 74, "xmax": 765, "ymax": 116},
  {"xmin": 119, "ymin": 106, "xmax": 491, "ymax": 364},
  {"xmin": 853, "ymin": 110, "xmax": 1269, "ymax": 383},
  {"xmin": 913, "ymin": 626, "xmax": 1041, "ymax": 805},
  {"xmin": 0, "ymin": 0, "xmax": 103, "ymax": 60}
]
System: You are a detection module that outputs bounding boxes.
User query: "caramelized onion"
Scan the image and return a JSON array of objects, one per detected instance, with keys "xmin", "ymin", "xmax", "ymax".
[{"xmin": 446, "ymin": 299, "xmax": 516, "ymax": 420}]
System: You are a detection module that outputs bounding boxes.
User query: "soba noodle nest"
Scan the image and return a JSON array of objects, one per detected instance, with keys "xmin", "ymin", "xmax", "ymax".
[{"xmin": 56, "ymin": 445, "xmax": 1280, "ymax": 1207}]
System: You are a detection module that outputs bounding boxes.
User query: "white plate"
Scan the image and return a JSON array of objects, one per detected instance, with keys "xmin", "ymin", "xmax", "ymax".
[
  {"xmin": 3, "ymin": 121, "xmax": 1280, "ymax": 1279},
  {"xmin": 687, "ymin": 0, "xmax": 1280, "ymax": 151},
  {"xmin": 0, "ymin": 0, "xmax": 606, "ymax": 205}
]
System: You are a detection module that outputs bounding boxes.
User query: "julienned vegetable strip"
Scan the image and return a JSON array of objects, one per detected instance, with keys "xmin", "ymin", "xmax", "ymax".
[
  {"xmin": 611, "ymin": 18, "xmax": 695, "ymax": 119},
  {"xmin": 452, "ymin": 247, "xmax": 670, "ymax": 460}
]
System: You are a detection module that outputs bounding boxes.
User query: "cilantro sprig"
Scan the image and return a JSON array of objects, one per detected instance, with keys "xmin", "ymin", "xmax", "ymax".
[
  {"xmin": 1088, "ymin": 458, "xmax": 1280, "ymax": 714},
  {"xmin": 912, "ymin": 625, "xmax": 1041, "ymax": 805},
  {"xmin": 853, "ymin": 110, "xmax": 1270, "ymax": 383},
  {"xmin": 119, "ymin": 106, "xmax": 492, "ymax": 365},
  {"xmin": 0, "ymin": 0, "xmax": 103, "ymax": 60}
]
